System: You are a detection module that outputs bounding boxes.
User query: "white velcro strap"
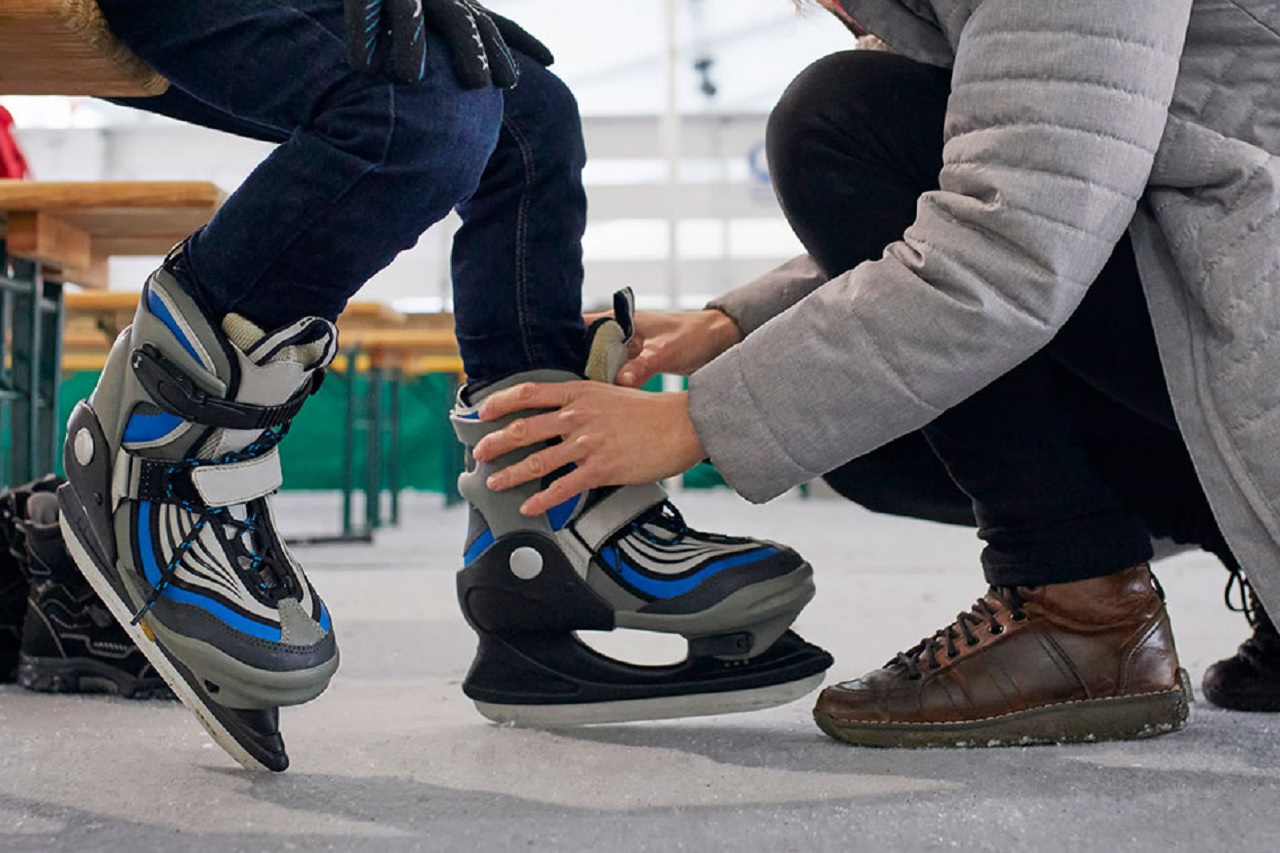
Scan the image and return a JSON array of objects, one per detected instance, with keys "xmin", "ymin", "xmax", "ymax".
[
  {"xmin": 191, "ymin": 448, "xmax": 283, "ymax": 507},
  {"xmin": 570, "ymin": 482, "xmax": 667, "ymax": 551}
]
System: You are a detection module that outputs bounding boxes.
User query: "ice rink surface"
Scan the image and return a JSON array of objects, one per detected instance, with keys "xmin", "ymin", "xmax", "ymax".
[{"xmin": 2, "ymin": 490, "xmax": 1276, "ymax": 852}]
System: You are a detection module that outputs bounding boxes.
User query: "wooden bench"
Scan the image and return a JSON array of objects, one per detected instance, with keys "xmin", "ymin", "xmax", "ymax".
[
  {"xmin": 0, "ymin": 0, "xmax": 166, "ymax": 96},
  {"xmin": 0, "ymin": 180, "xmax": 225, "ymax": 289}
]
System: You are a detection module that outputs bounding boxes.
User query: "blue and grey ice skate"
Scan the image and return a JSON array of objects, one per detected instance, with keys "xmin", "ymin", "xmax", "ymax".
[
  {"xmin": 452, "ymin": 292, "xmax": 832, "ymax": 725},
  {"xmin": 58, "ymin": 253, "xmax": 339, "ymax": 771}
]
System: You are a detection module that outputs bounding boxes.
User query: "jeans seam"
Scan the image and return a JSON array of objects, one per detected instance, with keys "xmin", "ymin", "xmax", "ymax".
[{"xmin": 501, "ymin": 113, "xmax": 541, "ymax": 369}]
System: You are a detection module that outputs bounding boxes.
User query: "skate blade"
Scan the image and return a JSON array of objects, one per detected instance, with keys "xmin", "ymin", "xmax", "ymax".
[
  {"xmin": 474, "ymin": 672, "xmax": 826, "ymax": 728},
  {"xmin": 58, "ymin": 505, "xmax": 282, "ymax": 773}
]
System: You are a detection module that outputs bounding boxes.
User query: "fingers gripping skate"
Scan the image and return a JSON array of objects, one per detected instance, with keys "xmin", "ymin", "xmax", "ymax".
[{"xmin": 452, "ymin": 361, "xmax": 832, "ymax": 726}]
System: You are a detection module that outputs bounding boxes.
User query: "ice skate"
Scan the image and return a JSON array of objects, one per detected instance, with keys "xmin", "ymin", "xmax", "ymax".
[
  {"xmin": 58, "ymin": 251, "xmax": 339, "ymax": 771},
  {"xmin": 451, "ymin": 292, "xmax": 832, "ymax": 726}
]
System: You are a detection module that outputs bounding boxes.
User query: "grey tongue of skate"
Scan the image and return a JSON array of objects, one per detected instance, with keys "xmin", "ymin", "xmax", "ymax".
[
  {"xmin": 575, "ymin": 288, "xmax": 673, "ymax": 537},
  {"xmin": 204, "ymin": 314, "xmax": 338, "ymax": 458},
  {"xmin": 584, "ymin": 287, "xmax": 635, "ymax": 384}
]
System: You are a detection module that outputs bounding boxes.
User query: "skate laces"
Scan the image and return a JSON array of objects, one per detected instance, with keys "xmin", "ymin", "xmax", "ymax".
[
  {"xmin": 629, "ymin": 501, "xmax": 689, "ymax": 545},
  {"xmin": 131, "ymin": 427, "xmax": 292, "ymax": 625},
  {"xmin": 893, "ymin": 588, "xmax": 1028, "ymax": 679}
]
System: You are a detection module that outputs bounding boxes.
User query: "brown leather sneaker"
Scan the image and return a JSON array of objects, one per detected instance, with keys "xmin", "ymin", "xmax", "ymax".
[{"xmin": 814, "ymin": 565, "xmax": 1192, "ymax": 748}]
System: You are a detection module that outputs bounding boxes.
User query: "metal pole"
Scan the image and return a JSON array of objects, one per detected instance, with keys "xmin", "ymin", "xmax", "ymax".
[
  {"xmin": 389, "ymin": 369, "xmax": 402, "ymax": 526},
  {"xmin": 42, "ymin": 279, "xmax": 64, "ymax": 476},
  {"xmin": 662, "ymin": 0, "xmax": 681, "ymax": 311},
  {"xmin": 662, "ymin": 0, "xmax": 688, "ymax": 492},
  {"xmin": 342, "ymin": 353, "xmax": 357, "ymax": 537},
  {"xmin": 365, "ymin": 364, "xmax": 382, "ymax": 532}
]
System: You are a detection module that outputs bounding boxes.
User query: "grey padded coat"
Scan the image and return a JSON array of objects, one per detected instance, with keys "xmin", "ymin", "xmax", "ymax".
[{"xmin": 689, "ymin": 0, "xmax": 1280, "ymax": 614}]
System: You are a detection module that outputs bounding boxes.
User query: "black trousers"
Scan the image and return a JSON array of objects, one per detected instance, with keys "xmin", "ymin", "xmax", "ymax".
[{"xmin": 769, "ymin": 50, "xmax": 1236, "ymax": 585}]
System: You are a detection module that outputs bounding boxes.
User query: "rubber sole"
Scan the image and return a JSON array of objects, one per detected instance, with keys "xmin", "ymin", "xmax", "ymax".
[
  {"xmin": 1201, "ymin": 687, "xmax": 1280, "ymax": 713},
  {"xmin": 813, "ymin": 670, "xmax": 1193, "ymax": 749},
  {"xmin": 17, "ymin": 654, "xmax": 175, "ymax": 700},
  {"xmin": 59, "ymin": 490, "xmax": 286, "ymax": 772},
  {"xmin": 476, "ymin": 671, "xmax": 827, "ymax": 727}
]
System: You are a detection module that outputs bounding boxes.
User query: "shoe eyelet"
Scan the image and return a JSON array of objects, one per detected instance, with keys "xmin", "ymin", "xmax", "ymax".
[
  {"xmin": 1012, "ymin": 612, "xmax": 1028, "ymax": 622},
  {"xmin": 990, "ymin": 625, "xmax": 1004, "ymax": 636},
  {"xmin": 967, "ymin": 638, "xmax": 980, "ymax": 647},
  {"xmin": 928, "ymin": 662, "xmax": 941, "ymax": 670},
  {"xmin": 947, "ymin": 651, "xmax": 959, "ymax": 659}
]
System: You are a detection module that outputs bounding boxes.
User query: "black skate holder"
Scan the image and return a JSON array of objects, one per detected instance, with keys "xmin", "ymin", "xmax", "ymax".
[{"xmin": 457, "ymin": 531, "xmax": 834, "ymax": 719}]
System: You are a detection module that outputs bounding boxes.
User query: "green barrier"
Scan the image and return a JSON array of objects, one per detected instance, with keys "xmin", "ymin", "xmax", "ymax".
[
  {"xmin": 54, "ymin": 369, "xmax": 727, "ymax": 495},
  {"xmin": 1, "ymin": 242, "xmax": 64, "ymax": 490}
]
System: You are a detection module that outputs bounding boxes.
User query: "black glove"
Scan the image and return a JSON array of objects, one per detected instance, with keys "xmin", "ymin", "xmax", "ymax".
[{"xmin": 344, "ymin": 0, "xmax": 554, "ymax": 88}]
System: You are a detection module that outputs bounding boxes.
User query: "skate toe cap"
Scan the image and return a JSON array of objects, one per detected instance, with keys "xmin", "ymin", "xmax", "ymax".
[{"xmin": 277, "ymin": 597, "xmax": 330, "ymax": 647}]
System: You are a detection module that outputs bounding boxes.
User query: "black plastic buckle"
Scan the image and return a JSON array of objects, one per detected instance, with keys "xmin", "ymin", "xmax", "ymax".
[{"xmin": 130, "ymin": 344, "xmax": 321, "ymax": 431}]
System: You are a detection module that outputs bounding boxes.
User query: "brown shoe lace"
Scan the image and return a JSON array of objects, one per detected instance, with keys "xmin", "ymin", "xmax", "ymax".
[{"xmin": 892, "ymin": 587, "xmax": 1029, "ymax": 680}]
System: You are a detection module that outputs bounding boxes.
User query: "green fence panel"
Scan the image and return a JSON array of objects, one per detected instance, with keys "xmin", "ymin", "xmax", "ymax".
[{"xmin": 56, "ymin": 370, "xmax": 725, "ymax": 493}]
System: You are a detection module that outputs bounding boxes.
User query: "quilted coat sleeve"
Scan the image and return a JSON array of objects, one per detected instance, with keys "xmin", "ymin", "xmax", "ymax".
[
  {"xmin": 707, "ymin": 254, "xmax": 829, "ymax": 336},
  {"xmin": 688, "ymin": 0, "xmax": 1194, "ymax": 502}
]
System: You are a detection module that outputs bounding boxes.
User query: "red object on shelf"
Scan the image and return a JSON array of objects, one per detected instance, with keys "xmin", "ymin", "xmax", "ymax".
[{"xmin": 0, "ymin": 105, "xmax": 31, "ymax": 179}]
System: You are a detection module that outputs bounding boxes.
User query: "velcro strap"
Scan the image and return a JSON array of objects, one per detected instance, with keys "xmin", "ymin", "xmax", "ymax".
[
  {"xmin": 569, "ymin": 482, "xmax": 667, "ymax": 551},
  {"xmin": 191, "ymin": 450, "xmax": 283, "ymax": 507},
  {"xmin": 131, "ymin": 344, "xmax": 322, "ymax": 431},
  {"xmin": 118, "ymin": 448, "xmax": 282, "ymax": 508}
]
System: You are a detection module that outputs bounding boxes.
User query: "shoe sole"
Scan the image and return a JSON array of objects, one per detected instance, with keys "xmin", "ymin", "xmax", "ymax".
[
  {"xmin": 813, "ymin": 669, "xmax": 1193, "ymax": 748},
  {"xmin": 59, "ymin": 491, "xmax": 284, "ymax": 772},
  {"xmin": 1201, "ymin": 686, "xmax": 1280, "ymax": 713},
  {"xmin": 18, "ymin": 655, "xmax": 175, "ymax": 700}
]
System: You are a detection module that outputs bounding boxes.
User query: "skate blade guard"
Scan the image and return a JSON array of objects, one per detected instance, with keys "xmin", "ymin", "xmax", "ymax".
[
  {"xmin": 458, "ymin": 530, "xmax": 833, "ymax": 727},
  {"xmin": 466, "ymin": 629, "xmax": 832, "ymax": 727}
]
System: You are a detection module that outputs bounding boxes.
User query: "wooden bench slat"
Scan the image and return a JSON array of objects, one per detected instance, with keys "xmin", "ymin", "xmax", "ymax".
[
  {"xmin": 0, "ymin": 181, "xmax": 226, "ymax": 211},
  {"xmin": 0, "ymin": 181, "xmax": 224, "ymax": 288},
  {"xmin": 0, "ymin": 0, "xmax": 167, "ymax": 97}
]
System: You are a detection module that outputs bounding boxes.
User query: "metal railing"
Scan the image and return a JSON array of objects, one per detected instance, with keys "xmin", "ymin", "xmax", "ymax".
[{"xmin": 1, "ymin": 239, "xmax": 64, "ymax": 489}]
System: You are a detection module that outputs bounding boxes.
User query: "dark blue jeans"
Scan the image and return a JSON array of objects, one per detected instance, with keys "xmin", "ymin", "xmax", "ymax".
[{"xmin": 98, "ymin": 0, "xmax": 588, "ymax": 383}]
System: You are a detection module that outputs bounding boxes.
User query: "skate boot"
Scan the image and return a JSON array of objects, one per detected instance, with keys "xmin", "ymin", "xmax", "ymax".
[
  {"xmin": 8, "ymin": 479, "xmax": 173, "ymax": 698},
  {"xmin": 451, "ymin": 291, "xmax": 833, "ymax": 726},
  {"xmin": 58, "ymin": 253, "xmax": 339, "ymax": 771}
]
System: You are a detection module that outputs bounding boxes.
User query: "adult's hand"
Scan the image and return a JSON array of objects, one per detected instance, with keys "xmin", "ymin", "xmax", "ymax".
[
  {"xmin": 582, "ymin": 308, "xmax": 743, "ymax": 388},
  {"xmin": 345, "ymin": 0, "xmax": 554, "ymax": 88},
  {"xmin": 473, "ymin": 382, "xmax": 706, "ymax": 516}
]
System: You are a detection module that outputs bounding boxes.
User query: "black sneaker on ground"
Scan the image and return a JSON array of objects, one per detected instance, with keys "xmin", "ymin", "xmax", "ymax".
[
  {"xmin": 0, "ymin": 478, "xmax": 45, "ymax": 683},
  {"xmin": 1203, "ymin": 573, "xmax": 1280, "ymax": 712},
  {"xmin": 2, "ymin": 476, "xmax": 172, "ymax": 699}
]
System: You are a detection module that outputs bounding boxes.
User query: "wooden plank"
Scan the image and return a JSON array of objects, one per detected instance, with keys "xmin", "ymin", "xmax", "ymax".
[
  {"xmin": 5, "ymin": 210, "xmax": 92, "ymax": 269},
  {"xmin": 0, "ymin": 182, "xmax": 225, "ymax": 286},
  {"xmin": 0, "ymin": 181, "xmax": 224, "ymax": 212},
  {"xmin": 65, "ymin": 291, "xmax": 140, "ymax": 311},
  {"xmin": 58, "ymin": 252, "xmax": 110, "ymax": 289},
  {"xmin": 338, "ymin": 328, "xmax": 460, "ymax": 355},
  {"xmin": 0, "ymin": 0, "xmax": 167, "ymax": 97}
]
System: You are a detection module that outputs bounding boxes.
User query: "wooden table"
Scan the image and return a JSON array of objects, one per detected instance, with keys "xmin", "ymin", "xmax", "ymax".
[
  {"xmin": 0, "ymin": 0, "xmax": 167, "ymax": 96},
  {"xmin": 0, "ymin": 181, "xmax": 225, "ymax": 289}
]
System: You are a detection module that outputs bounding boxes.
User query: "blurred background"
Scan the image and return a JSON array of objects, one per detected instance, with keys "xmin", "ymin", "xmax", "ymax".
[{"xmin": 3, "ymin": 0, "xmax": 856, "ymax": 313}]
